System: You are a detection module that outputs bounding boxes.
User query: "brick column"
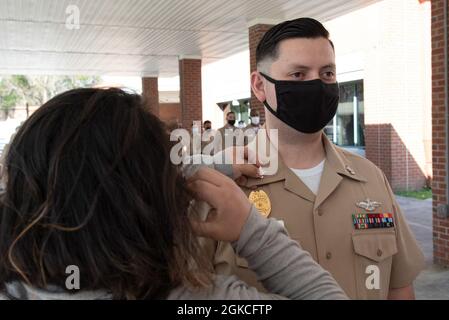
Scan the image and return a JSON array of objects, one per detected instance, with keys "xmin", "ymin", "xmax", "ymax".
[
  {"xmin": 142, "ymin": 77, "xmax": 159, "ymax": 116},
  {"xmin": 365, "ymin": 123, "xmax": 427, "ymax": 191},
  {"xmin": 249, "ymin": 23, "xmax": 274, "ymax": 124},
  {"xmin": 365, "ymin": 124, "xmax": 393, "ymax": 183},
  {"xmin": 431, "ymin": 0, "xmax": 449, "ymax": 267},
  {"xmin": 363, "ymin": 0, "xmax": 432, "ymax": 193},
  {"xmin": 179, "ymin": 58, "xmax": 202, "ymax": 129}
]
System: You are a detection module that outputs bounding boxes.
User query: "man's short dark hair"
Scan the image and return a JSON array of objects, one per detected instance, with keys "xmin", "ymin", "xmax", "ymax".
[
  {"xmin": 203, "ymin": 120, "xmax": 211, "ymax": 125},
  {"xmin": 256, "ymin": 17, "xmax": 334, "ymax": 68},
  {"xmin": 226, "ymin": 111, "xmax": 235, "ymax": 116},
  {"xmin": 250, "ymin": 109, "xmax": 260, "ymax": 117}
]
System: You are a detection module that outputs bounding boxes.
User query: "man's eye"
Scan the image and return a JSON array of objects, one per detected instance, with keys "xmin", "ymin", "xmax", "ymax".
[
  {"xmin": 322, "ymin": 71, "xmax": 335, "ymax": 79},
  {"xmin": 291, "ymin": 72, "xmax": 304, "ymax": 79}
]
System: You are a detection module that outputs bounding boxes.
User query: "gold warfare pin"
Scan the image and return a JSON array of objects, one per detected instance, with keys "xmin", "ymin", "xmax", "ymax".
[
  {"xmin": 248, "ymin": 190, "xmax": 271, "ymax": 218},
  {"xmin": 356, "ymin": 198, "xmax": 382, "ymax": 212}
]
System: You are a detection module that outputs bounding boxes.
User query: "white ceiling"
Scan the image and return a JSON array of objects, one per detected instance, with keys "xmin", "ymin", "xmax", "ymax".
[{"xmin": 0, "ymin": 0, "xmax": 380, "ymax": 77}]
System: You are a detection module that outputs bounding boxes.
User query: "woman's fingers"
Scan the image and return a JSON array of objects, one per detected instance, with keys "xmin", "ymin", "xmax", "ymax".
[
  {"xmin": 244, "ymin": 146, "xmax": 262, "ymax": 167},
  {"xmin": 190, "ymin": 216, "xmax": 214, "ymax": 238},
  {"xmin": 190, "ymin": 208, "xmax": 218, "ymax": 237},
  {"xmin": 235, "ymin": 175, "xmax": 248, "ymax": 187},
  {"xmin": 187, "ymin": 166, "xmax": 226, "ymax": 187},
  {"xmin": 236, "ymin": 163, "xmax": 261, "ymax": 178},
  {"xmin": 187, "ymin": 179, "xmax": 221, "ymax": 206},
  {"xmin": 231, "ymin": 163, "xmax": 261, "ymax": 181},
  {"xmin": 187, "ymin": 167, "xmax": 252, "ymax": 242}
]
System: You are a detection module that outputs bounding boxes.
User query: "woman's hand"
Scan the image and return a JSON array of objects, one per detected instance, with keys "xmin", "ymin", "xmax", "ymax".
[
  {"xmin": 187, "ymin": 167, "xmax": 252, "ymax": 242},
  {"xmin": 216, "ymin": 146, "xmax": 263, "ymax": 185}
]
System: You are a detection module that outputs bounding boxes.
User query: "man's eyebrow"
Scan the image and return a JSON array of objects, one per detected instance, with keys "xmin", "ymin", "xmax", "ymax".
[
  {"xmin": 286, "ymin": 63, "xmax": 336, "ymax": 70},
  {"xmin": 321, "ymin": 63, "xmax": 336, "ymax": 69},
  {"xmin": 287, "ymin": 63, "xmax": 310, "ymax": 70}
]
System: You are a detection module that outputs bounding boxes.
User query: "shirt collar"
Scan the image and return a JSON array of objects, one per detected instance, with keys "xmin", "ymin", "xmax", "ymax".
[{"xmin": 244, "ymin": 132, "xmax": 367, "ymax": 203}]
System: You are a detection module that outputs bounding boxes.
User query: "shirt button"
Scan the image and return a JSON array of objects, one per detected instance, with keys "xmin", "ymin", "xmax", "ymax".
[
  {"xmin": 317, "ymin": 209, "xmax": 324, "ymax": 216},
  {"xmin": 326, "ymin": 252, "xmax": 332, "ymax": 260},
  {"xmin": 377, "ymin": 249, "xmax": 383, "ymax": 257},
  {"xmin": 345, "ymin": 165, "xmax": 356, "ymax": 175}
]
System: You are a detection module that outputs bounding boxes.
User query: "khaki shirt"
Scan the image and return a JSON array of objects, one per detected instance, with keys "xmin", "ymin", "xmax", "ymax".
[
  {"xmin": 201, "ymin": 129, "xmax": 215, "ymax": 155},
  {"xmin": 213, "ymin": 125, "xmax": 244, "ymax": 154},
  {"xmin": 189, "ymin": 130, "xmax": 215, "ymax": 155},
  {"xmin": 213, "ymin": 134, "xmax": 425, "ymax": 299},
  {"xmin": 243, "ymin": 124, "xmax": 261, "ymax": 145}
]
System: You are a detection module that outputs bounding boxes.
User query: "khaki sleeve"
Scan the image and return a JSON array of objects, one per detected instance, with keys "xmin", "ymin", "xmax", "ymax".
[
  {"xmin": 381, "ymin": 171, "xmax": 426, "ymax": 289},
  {"xmin": 213, "ymin": 129, "xmax": 223, "ymax": 155},
  {"xmin": 213, "ymin": 241, "xmax": 236, "ymax": 276}
]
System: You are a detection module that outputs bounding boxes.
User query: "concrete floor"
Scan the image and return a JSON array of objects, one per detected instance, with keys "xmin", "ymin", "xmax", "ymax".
[{"xmin": 396, "ymin": 196, "xmax": 449, "ymax": 300}]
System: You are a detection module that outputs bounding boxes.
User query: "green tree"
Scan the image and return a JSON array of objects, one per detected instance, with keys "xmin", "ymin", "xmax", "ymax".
[
  {"xmin": 0, "ymin": 75, "xmax": 101, "ymax": 118},
  {"xmin": 0, "ymin": 79, "xmax": 20, "ymax": 119}
]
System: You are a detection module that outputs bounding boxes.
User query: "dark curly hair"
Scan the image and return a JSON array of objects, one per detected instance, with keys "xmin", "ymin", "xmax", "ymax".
[{"xmin": 0, "ymin": 87, "xmax": 212, "ymax": 299}]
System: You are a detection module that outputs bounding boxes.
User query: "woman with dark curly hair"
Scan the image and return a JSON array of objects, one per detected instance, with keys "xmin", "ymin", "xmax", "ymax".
[{"xmin": 0, "ymin": 88, "xmax": 346, "ymax": 300}]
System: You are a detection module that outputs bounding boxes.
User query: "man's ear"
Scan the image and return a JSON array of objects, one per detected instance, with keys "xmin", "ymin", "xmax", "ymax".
[{"xmin": 250, "ymin": 71, "xmax": 266, "ymax": 103}]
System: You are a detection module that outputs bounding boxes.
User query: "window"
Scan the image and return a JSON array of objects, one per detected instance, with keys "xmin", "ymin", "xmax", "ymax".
[
  {"xmin": 217, "ymin": 98, "xmax": 250, "ymax": 128},
  {"xmin": 324, "ymin": 80, "xmax": 365, "ymax": 148},
  {"xmin": 231, "ymin": 99, "xmax": 250, "ymax": 126}
]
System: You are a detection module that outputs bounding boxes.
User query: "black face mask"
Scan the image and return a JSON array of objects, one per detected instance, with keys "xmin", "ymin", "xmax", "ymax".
[
  {"xmin": 260, "ymin": 72, "xmax": 339, "ymax": 134},
  {"xmin": 227, "ymin": 119, "xmax": 236, "ymax": 126}
]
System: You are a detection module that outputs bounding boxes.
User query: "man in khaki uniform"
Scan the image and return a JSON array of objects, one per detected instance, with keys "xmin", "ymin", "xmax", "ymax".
[
  {"xmin": 213, "ymin": 17, "xmax": 424, "ymax": 299},
  {"xmin": 243, "ymin": 109, "xmax": 262, "ymax": 145},
  {"xmin": 214, "ymin": 111, "xmax": 244, "ymax": 154},
  {"xmin": 200, "ymin": 120, "xmax": 215, "ymax": 155}
]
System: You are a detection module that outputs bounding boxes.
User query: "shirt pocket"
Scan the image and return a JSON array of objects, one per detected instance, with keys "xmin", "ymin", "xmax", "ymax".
[{"xmin": 351, "ymin": 229, "xmax": 398, "ymax": 299}]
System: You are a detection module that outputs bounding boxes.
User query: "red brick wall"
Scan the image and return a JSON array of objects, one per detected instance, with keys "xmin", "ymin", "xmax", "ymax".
[
  {"xmin": 159, "ymin": 103, "xmax": 181, "ymax": 123},
  {"xmin": 365, "ymin": 124, "xmax": 392, "ymax": 182},
  {"xmin": 179, "ymin": 58, "xmax": 202, "ymax": 129},
  {"xmin": 365, "ymin": 124, "xmax": 427, "ymax": 191},
  {"xmin": 390, "ymin": 131, "xmax": 428, "ymax": 191},
  {"xmin": 141, "ymin": 77, "xmax": 159, "ymax": 116},
  {"xmin": 431, "ymin": 0, "xmax": 449, "ymax": 267},
  {"xmin": 361, "ymin": 0, "xmax": 432, "ymax": 193},
  {"xmin": 249, "ymin": 24, "xmax": 273, "ymax": 124}
]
